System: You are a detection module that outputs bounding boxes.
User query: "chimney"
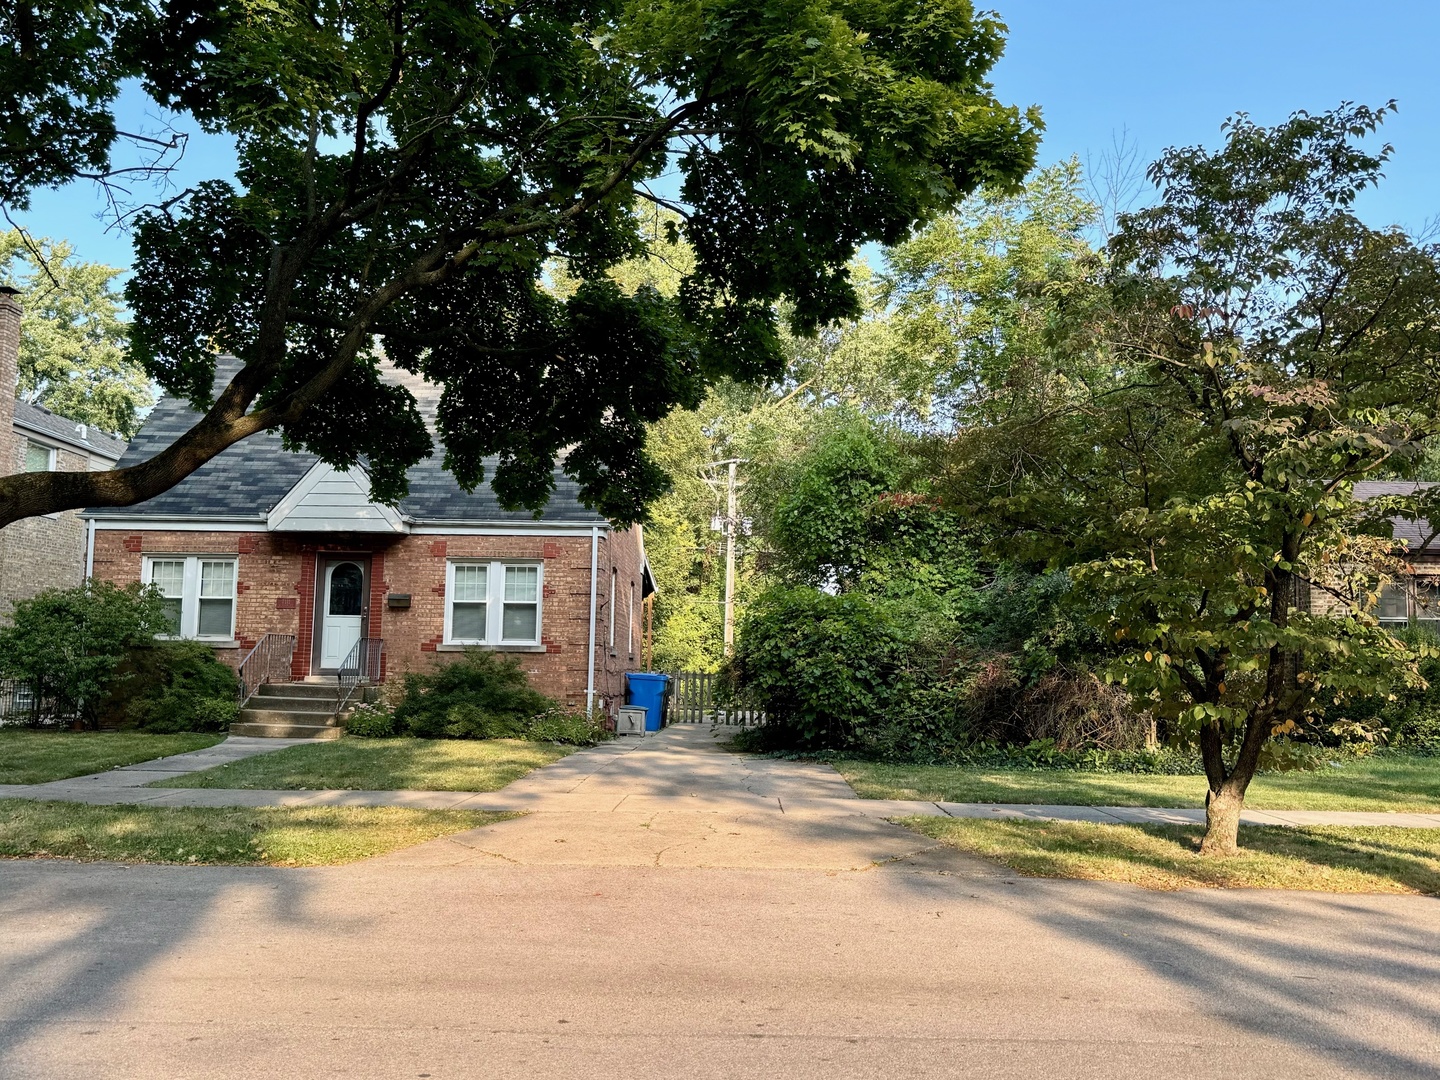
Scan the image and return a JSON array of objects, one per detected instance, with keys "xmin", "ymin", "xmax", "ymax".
[{"xmin": 0, "ymin": 285, "xmax": 19, "ymax": 476}]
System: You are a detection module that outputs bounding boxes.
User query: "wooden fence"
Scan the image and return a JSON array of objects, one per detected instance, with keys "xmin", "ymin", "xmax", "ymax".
[{"xmin": 666, "ymin": 671, "xmax": 767, "ymax": 726}]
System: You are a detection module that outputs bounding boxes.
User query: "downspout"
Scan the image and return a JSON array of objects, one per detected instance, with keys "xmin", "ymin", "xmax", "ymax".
[
  {"xmin": 585, "ymin": 525, "xmax": 599, "ymax": 713},
  {"xmin": 84, "ymin": 518, "xmax": 95, "ymax": 581}
]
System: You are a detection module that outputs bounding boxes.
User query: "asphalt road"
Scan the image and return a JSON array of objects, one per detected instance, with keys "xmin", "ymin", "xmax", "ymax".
[{"xmin": 2, "ymin": 729, "xmax": 1437, "ymax": 1079}]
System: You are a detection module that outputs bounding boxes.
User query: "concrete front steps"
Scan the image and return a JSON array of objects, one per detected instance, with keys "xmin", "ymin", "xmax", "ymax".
[{"xmin": 230, "ymin": 680, "xmax": 345, "ymax": 740}]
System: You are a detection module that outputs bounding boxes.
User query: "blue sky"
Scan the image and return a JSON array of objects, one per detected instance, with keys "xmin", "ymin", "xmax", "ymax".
[{"xmin": 13, "ymin": 0, "xmax": 1440, "ymax": 274}]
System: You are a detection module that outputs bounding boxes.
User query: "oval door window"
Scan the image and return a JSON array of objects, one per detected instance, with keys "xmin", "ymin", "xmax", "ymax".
[{"xmin": 328, "ymin": 562, "xmax": 364, "ymax": 616}]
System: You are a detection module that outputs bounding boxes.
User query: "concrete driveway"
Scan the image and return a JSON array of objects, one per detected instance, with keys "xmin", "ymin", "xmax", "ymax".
[{"xmin": 2, "ymin": 726, "xmax": 1437, "ymax": 1078}]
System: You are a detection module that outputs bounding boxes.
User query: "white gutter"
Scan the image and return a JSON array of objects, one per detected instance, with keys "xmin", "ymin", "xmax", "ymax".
[
  {"xmin": 585, "ymin": 526, "xmax": 599, "ymax": 712},
  {"xmin": 85, "ymin": 517, "xmax": 96, "ymax": 580}
]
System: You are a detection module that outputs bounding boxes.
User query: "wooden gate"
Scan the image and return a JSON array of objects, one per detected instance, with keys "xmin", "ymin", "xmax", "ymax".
[{"xmin": 667, "ymin": 671, "xmax": 767, "ymax": 726}]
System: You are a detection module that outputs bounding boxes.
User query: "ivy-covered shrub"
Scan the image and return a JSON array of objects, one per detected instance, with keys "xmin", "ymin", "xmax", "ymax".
[
  {"xmin": 392, "ymin": 651, "xmax": 559, "ymax": 740},
  {"xmin": 121, "ymin": 641, "xmax": 241, "ymax": 733},
  {"xmin": 1328, "ymin": 627, "xmax": 1440, "ymax": 755}
]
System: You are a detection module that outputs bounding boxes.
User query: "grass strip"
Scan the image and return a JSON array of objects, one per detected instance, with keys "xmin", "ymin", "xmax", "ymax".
[
  {"xmin": 839, "ymin": 754, "xmax": 1440, "ymax": 812},
  {"xmin": 152, "ymin": 736, "xmax": 573, "ymax": 792},
  {"xmin": 0, "ymin": 731, "xmax": 224, "ymax": 785},
  {"xmin": 0, "ymin": 798, "xmax": 515, "ymax": 866},
  {"xmin": 902, "ymin": 815, "xmax": 1440, "ymax": 894}
]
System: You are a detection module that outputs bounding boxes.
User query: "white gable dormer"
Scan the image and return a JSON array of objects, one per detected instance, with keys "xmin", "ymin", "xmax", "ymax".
[{"xmin": 267, "ymin": 462, "xmax": 409, "ymax": 534}]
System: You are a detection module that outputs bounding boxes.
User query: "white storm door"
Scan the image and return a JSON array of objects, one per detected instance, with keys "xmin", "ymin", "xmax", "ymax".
[{"xmin": 320, "ymin": 560, "xmax": 366, "ymax": 669}]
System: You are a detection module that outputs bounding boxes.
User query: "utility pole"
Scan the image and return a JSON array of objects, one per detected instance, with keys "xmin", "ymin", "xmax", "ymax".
[
  {"xmin": 723, "ymin": 458, "xmax": 737, "ymax": 655},
  {"xmin": 702, "ymin": 458, "xmax": 747, "ymax": 658}
]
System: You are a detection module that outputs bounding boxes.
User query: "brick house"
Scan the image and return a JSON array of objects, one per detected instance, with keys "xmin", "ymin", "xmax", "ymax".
[
  {"xmin": 0, "ymin": 286, "xmax": 128, "ymax": 622},
  {"xmin": 82, "ymin": 364, "xmax": 655, "ymax": 717}
]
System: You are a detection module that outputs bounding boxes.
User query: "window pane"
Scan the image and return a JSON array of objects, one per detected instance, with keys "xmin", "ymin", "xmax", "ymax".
[
  {"xmin": 453, "ymin": 564, "xmax": 488, "ymax": 602},
  {"xmin": 1417, "ymin": 581, "xmax": 1440, "ymax": 621},
  {"xmin": 24, "ymin": 441, "xmax": 52, "ymax": 472},
  {"xmin": 452, "ymin": 602, "xmax": 487, "ymax": 640},
  {"xmin": 502, "ymin": 603, "xmax": 537, "ymax": 641},
  {"xmin": 200, "ymin": 560, "xmax": 235, "ymax": 598},
  {"xmin": 504, "ymin": 565, "xmax": 538, "ymax": 602},
  {"xmin": 1378, "ymin": 583, "xmax": 1409, "ymax": 622},
  {"xmin": 150, "ymin": 560, "xmax": 186, "ymax": 598},
  {"xmin": 197, "ymin": 598, "xmax": 233, "ymax": 637},
  {"xmin": 327, "ymin": 562, "xmax": 364, "ymax": 616},
  {"xmin": 160, "ymin": 597, "xmax": 183, "ymax": 636}
]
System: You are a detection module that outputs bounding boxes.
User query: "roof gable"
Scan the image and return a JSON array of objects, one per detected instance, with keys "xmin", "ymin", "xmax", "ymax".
[
  {"xmin": 13, "ymin": 399, "xmax": 127, "ymax": 461},
  {"xmin": 267, "ymin": 462, "xmax": 409, "ymax": 534},
  {"xmin": 84, "ymin": 358, "xmax": 605, "ymax": 526}
]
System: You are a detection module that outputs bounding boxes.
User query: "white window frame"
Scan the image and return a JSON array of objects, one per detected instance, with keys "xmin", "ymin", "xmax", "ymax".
[
  {"xmin": 1414, "ymin": 578, "xmax": 1440, "ymax": 629},
  {"xmin": 142, "ymin": 555, "xmax": 238, "ymax": 641},
  {"xmin": 24, "ymin": 439, "xmax": 56, "ymax": 473},
  {"xmin": 444, "ymin": 559, "xmax": 544, "ymax": 646}
]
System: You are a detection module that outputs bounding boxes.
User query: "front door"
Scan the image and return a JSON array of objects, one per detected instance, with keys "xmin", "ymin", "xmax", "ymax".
[{"xmin": 315, "ymin": 557, "xmax": 369, "ymax": 673}]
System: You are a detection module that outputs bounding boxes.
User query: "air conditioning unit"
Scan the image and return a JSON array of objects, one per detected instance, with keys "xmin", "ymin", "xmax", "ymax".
[{"xmin": 617, "ymin": 706, "xmax": 649, "ymax": 735}]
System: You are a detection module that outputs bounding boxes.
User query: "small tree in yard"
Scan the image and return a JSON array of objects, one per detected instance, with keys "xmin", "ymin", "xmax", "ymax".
[
  {"xmin": 0, "ymin": 582, "xmax": 169, "ymax": 726},
  {"xmin": 962, "ymin": 104, "xmax": 1440, "ymax": 854}
]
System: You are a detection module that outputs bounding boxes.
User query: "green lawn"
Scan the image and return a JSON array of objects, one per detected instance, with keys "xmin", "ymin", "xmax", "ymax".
[
  {"xmin": 0, "ymin": 798, "xmax": 514, "ymax": 865},
  {"xmin": 0, "ymin": 730, "xmax": 224, "ymax": 785},
  {"xmin": 152, "ymin": 736, "xmax": 574, "ymax": 791},
  {"xmin": 838, "ymin": 753, "xmax": 1440, "ymax": 812},
  {"xmin": 903, "ymin": 816, "xmax": 1440, "ymax": 894}
]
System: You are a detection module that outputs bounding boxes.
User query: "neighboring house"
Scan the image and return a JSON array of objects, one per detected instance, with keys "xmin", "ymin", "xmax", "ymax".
[
  {"xmin": 0, "ymin": 286, "xmax": 128, "ymax": 622},
  {"xmin": 82, "ymin": 362, "xmax": 655, "ymax": 716},
  {"xmin": 1353, "ymin": 480, "xmax": 1440, "ymax": 630}
]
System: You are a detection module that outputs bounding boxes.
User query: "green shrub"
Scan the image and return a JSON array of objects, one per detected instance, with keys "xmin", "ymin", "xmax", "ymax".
[
  {"xmin": 0, "ymin": 582, "xmax": 169, "ymax": 726},
  {"xmin": 526, "ymin": 707, "xmax": 610, "ymax": 745},
  {"xmin": 1390, "ymin": 698, "xmax": 1440, "ymax": 755},
  {"xmin": 343, "ymin": 701, "xmax": 397, "ymax": 738},
  {"xmin": 728, "ymin": 587, "xmax": 919, "ymax": 750},
  {"xmin": 392, "ymin": 651, "xmax": 558, "ymax": 739},
  {"xmin": 123, "ymin": 641, "xmax": 241, "ymax": 733}
]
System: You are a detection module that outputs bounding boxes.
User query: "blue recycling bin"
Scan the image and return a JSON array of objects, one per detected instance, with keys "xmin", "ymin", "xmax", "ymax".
[{"xmin": 626, "ymin": 672, "xmax": 670, "ymax": 732}]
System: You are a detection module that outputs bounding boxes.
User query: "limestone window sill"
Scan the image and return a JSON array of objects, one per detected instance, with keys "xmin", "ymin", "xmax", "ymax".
[{"xmin": 436, "ymin": 643, "xmax": 546, "ymax": 653}]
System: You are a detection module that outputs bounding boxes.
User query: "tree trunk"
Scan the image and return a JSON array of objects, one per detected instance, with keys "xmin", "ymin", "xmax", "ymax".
[{"xmin": 1201, "ymin": 785, "xmax": 1245, "ymax": 856}]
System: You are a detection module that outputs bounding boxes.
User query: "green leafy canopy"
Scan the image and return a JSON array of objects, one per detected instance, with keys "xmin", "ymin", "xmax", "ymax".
[
  {"xmin": 0, "ymin": 0, "xmax": 1040, "ymax": 526},
  {"xmin": 0, "ymin": 231, "xmax": 154, "ymax": 438}
]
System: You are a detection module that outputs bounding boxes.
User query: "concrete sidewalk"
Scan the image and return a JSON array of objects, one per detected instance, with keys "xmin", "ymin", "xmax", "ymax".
[{"xmin": 3, "ymin": 724, "xmax": 1439, "ymax": 829}]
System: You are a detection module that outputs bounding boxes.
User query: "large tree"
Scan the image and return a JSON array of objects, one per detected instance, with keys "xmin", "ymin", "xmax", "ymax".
[
  {"xmin": 0, "ymin": 232, "xmax": 154, "ymax": 438},
  {"xmin": 0, "ymin": 0, "xmax": 1039, "ymax": 526},
  {"xmin": 958, "ymin": 104, "xmax": 1440, "ymax": 854}
]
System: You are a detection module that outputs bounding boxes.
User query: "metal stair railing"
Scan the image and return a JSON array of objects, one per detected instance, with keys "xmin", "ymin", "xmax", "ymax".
[
  {"xmin": 335, "ymin": 638, "xmax": 385, "ymax": 716},
  {"xmin": 237, "ymin": 634, "xmax": 297, "ymax": 705}
]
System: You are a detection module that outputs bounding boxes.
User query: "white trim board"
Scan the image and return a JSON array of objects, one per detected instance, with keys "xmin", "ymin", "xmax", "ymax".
[{"xmin": 88, "ymin": 517, "xmax": 610, "ymax": 537}]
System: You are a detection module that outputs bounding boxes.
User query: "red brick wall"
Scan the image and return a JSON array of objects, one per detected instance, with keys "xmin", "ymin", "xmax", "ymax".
[
  {"xmin": 89, "ymin": 526, "xmax": 647, "ymax": 711},
  {"xmin": 594, "ymin": 526, "xmax": 647, "ymax": 713}
]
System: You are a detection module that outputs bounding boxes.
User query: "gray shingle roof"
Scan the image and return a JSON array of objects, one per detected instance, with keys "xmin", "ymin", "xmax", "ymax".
[
  {"xmin": 85, "ymin": 362, "xmax": 603, "ymax": 525},
  {"xmin": 1354, "ymin": 480, "xmax": 1439, "ymax": 554},
  {"xmin": 12, "ymin": 399, "xmax": 127, "ymax": 461}
]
